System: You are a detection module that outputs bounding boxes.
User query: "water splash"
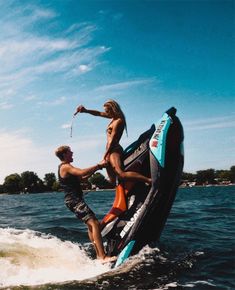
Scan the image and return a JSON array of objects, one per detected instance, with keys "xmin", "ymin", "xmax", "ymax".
[{"xmin": 0, "ymin": 228, "xmax": 110, "ymax": 287}]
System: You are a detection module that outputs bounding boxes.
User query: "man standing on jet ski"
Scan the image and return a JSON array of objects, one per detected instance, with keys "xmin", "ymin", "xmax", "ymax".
[
  {"xmin": 75, "ymin": 99, "xmax": 151, "ymax": 187},
  {"xmin": 55, "ymin": 145, "xmax": 116, "ymax": 263}
]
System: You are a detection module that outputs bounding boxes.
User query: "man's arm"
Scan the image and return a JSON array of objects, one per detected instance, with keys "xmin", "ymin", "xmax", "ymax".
[{"xmin": 61, "ymin": 162, "xmax": 106, "ymax": 179}]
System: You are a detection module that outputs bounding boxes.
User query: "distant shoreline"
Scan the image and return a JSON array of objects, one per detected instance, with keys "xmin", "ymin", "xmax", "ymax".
[
  {"xmin": 180, "ymin": 183, "xmax": 235, "ymax": 189},
  {"xmin": 0, "ymin": 184, "xmax": 234, "ymax": 196}
]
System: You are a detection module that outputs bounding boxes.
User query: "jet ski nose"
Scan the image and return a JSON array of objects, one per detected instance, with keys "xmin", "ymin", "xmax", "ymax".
[{"xmin": 166, "ymin": 107, "xmax": 177, "ymax": 117}]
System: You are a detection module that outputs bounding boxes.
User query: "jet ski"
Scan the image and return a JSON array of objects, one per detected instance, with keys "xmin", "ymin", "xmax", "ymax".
[{"xmin": 101, "ymin": 107, "xmax": 184, "ymax": 267}]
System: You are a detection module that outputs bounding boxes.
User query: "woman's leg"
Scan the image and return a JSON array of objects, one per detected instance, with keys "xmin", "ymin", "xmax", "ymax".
[
  {"xmin": 106, "ymin": 163, "xmax": 117, "ymax": 187},
  {"xmin": 109, "ymin": 152, "xmax": 151, "ymax": 184}
]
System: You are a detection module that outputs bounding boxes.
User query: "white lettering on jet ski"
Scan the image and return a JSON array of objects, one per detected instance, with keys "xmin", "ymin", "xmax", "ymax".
[
  {"xmin": 120, "ymin": 205, "xmax": 143, "ymax": 238},
  {"xmin": 151, "ymin": 119, "xmax": 166, "ymax": 148}
]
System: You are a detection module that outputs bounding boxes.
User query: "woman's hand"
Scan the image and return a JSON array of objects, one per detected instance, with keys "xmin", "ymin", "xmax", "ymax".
[
  {"xmin": 103, "ymin": 152, "xmax": 110, "ymax": 162},
  {"xmin": 98, "ymin": 159, "xmax": 108, "ymax": 169},
  {"xmin": 74, "ymin": 105, "xmax": 86, "ymax": 115}
]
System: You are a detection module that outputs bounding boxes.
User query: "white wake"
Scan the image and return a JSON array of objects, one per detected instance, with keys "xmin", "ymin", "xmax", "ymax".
[{"xmin": 0, "ymin": 227, "xmax": 110, "ymax": 287}]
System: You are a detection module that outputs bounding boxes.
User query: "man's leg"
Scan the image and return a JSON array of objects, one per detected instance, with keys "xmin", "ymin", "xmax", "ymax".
[
  {"xmin": 86, "ymin": 218, "xmax": 116, "ymax": 262},
  {"xmin": 86, "ymin": 218, "xmax": 105, "ymax": 259}
]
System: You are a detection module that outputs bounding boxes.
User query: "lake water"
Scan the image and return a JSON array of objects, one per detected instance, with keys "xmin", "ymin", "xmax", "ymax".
[{"xmin": 0, "ymin": 185, "xmax": 234, "ymax": 289}]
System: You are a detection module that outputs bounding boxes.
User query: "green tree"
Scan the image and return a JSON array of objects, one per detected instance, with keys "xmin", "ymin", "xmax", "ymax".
[
  {"xmin": 20, "ymin": 171, "xmax": 43, "ymax": 193},
  {"xmin": 215, "ymin": 170, "xmax": 231, "ymax": 182},
  {"xmin": 52, "ymin": 180, "xmax": 60, "ymax": 192},
  {"xmin": 196, "ymin": 169, "xmax": 216, "ymax": 185},
  {"xmin": 44, "ymin": 173, "xmax": 57, "ymax": 191},
  {"xmin": 3, "ymin": 173, "xmax": 22, "ymax": 194},
  {"xmin": 88, "ymin": 172, "xmax": 109, "ymax": 189},
  {"xmin": 230, "ymin": 166, "xmax": 235, "ymax": 183},
  {"xmin": 181, "ymin": 172, "xmax": 196, "ymax": 182},
  {"xmin": 0, "ymin": 184, "xmax": 5, "ymax": 194}
]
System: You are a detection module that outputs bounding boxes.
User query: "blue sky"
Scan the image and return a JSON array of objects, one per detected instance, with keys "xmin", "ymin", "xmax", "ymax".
[{"xmin": 0, "ymin": 0, "xmax": 234, "ymax": 183}]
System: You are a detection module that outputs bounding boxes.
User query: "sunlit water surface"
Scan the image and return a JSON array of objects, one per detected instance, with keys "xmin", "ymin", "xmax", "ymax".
[{"xmin": 0, "ymin": 186, "xmax": 234, "ymax": 289}]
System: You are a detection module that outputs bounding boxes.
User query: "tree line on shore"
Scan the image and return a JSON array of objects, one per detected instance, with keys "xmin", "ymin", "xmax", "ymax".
[
  {"xmin": 0, "ymin": 166, "xmax": 234, "ymax": 194},
  {"xmin": 181, "ymin": 166, "xmax": 235, "ymax": 186},
  {"xmin": 0, "ymin": 171, "xmax": 112, "ymax": 194}
]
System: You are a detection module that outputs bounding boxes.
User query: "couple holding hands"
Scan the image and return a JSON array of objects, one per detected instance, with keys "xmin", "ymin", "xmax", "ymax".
[{"xmin": 55, "ymin": 99, "xmax": 151, "ymax": 262}]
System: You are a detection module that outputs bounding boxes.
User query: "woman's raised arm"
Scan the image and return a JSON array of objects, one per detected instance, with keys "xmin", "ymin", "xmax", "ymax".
[{"xmin": 74, "ymin": 105, "xmax": 110, "ymax": 118}]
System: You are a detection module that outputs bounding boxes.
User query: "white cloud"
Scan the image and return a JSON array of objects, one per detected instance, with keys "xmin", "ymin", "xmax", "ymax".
[
  {"xmin": 61, "ymin": 124, "xmax": 71, "ymax": 129},
  {"xmin": 0, "ymin": 131, "xmax": 51, "ymax": 183},
  {"xmin": 29, "ymin": 6, "xmax": 58, "ymax": 20},
  {"xmin": 0, "ymin": 102, "xmax": 13, "ymax": 110},
  {"xmin": 0, "ymin": 38, "xmax": 73, "ymax": 61},
  {"xmin": 0, "ymin": 130, "xmax": 106, "ymax": 184},
  {"xmin": 37, "ymin": 96, "xmax": 67, "ymax": 107},
  {"xmin": 0, "ymin": 37, "xmax": 105, "ymax": 76},
  {"xmin": 24, "ymin": 95, "xmax": 38, "ymax": 102},
  {"xmin": 0, "ymin": 3, "xmax": 57, "ymax": 33},
  {"xmin": 0, "ymin": 3, "xmax": 109, "ymax": 109},
  {"xmin": 95, "ymin": 78, "xmax": 156, "ymax": 92},
  {"xmin": 79, "ymin": 64, "xmax": 90, "ymax": 73},
  {"xmin": 184, "ymin": 115, "xmax": 235, "ymax": 131}
]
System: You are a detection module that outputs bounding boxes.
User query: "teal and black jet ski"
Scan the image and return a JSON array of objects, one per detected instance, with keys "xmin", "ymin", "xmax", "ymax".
[{"xmin": 101, "ymin": 107, "xmax": 184, "ymax": 267}]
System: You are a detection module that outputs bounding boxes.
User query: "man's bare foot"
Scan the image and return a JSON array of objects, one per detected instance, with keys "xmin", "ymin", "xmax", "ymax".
[{"xmin": 99, "ymin": 255, "xmax": 117, "ymax": 263}]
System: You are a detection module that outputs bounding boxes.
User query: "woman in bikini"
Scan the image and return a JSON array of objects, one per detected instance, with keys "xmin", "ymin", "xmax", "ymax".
[{"xmin": 75, "ymin": 99, "xmax": 151, "ymax": 187}]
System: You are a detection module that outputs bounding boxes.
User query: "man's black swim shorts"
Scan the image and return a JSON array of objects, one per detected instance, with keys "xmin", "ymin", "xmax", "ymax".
[{"xmin": 65, "ymin": 195, "xmax": 95, "ymax": 223}]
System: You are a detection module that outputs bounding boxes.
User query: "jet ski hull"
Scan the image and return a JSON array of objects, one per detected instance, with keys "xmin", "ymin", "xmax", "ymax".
[{"xmin": 101, "ymin": 107, "xmax": 184, "ymax": 265}]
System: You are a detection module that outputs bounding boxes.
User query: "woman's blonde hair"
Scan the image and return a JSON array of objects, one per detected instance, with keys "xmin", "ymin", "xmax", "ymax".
[{"xmin": 104, "ymin": 99, "xmax": 127, "ymax": 134}]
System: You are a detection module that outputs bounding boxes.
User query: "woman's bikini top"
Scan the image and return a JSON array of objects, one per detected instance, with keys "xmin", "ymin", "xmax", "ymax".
[{"xmin": 106, "ymin": 120, "xmax": 114, "ymax": 135}]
